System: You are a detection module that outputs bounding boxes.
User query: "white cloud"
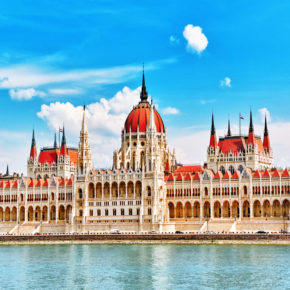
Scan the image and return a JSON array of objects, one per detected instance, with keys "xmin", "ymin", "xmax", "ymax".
[
  {"xmin": 9, "ymin": 88, "xmax": 46, "ymax": 100},
  {"xmin": 259, "ymin": 107, "xmax": 271, "ymax": 122},
  {"xmin": 37, "ymin": 86, "xmax": 141, "ymax": 168},
  {"xmin": 162, "ymin": 107, "xmax": 179, "ymax": 115},
  {"xmin": 220, "ymin": 77, "xmax": 231, "ymax": 88},
  {"xmin": 183, "ymin": 24, "xmax": 208, "ymax": 54},
  {"xmin": 0, "ymin": 58, "xmax": 176, "ymax": 90},
  {"xmin": 49, "ymin": 88, "xmax": 82, "ymax": 95},
  {"xmin": 169, "ymin": 35, "xmax": 180, "ymax": 45}
]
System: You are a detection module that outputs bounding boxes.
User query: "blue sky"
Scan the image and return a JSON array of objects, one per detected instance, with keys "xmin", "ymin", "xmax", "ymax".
[{"xmin": 1, "ymin": 0, "xmax": 290, "ymax": 173}]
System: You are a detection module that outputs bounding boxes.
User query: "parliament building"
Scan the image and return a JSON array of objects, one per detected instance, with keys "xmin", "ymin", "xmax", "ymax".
[{"xmin": 0, "ymin": 72, "xmax": 289, "ymax": 234}]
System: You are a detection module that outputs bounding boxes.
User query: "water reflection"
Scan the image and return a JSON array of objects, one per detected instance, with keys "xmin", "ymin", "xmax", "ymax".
[{"xmin": 0, "ymin": 245, "xmax": 289, "ymax": 289}]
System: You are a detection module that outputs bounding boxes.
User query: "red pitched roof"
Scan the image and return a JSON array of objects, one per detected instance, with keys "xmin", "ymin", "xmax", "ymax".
[
  {"xmin": 174, "ymin": 166, "xmax": 203, "ymax": 174},
  {"xmin": 232, "ymin": 171, "xmax": 239, "ymax": 179},
  {"xmin": 253, "ymin": 170, "xmax": 261, "ymax": 178},
  {"xmin": 184, "ymin": 173, "xmax": 191, "ymax": 180},
  {"xmin": 59, "ymin": 178, "xmax": 65, "ymax": 186},
  {"xmin": 67, "ymin": 178, "xmax": 73, "ymax": 186},
  {"xmin": 218, "ymin": 136, "xmax": 264, "ymax": 156},
  {"xmin": 176, "ymin": 174, "xmax": 182, "ymax": 181},
  {"xmin": 263, "ymin": 169, "xmax": 270, "ymax": 178},
  {"xmin": 12, "ymin": 180, "xmax": 18, "ymax": 188},
  {"xmin": 223, "ymin": 171, "xmax": 231, "ymax": 179},
  {"xmin": 38, "ymin": 148, "xmax": 78, "ymax": 165},
  {"xmin": 168, "ymin": 174, "xmax": 174, "ymax": 181},
  {"xmin": 272, "ymin": 169, "xmax": 280, "ymax": 178},
  {"xmin": 218, "ymin": 137, "xmax": 246, "ymax": 156},
  {"xmin": 282, "ymin": 169, "xmax": 289, "ymax": 177},
  {"xmin": 214, "ymin": 171, "xmax": 223, "ymax": 179},
  {"xmin": 164, "ymin": 161, "xmax": 170, "ymax": 172},
  {"xmin": 193, "ymin": 172, "xmax": 200, "ymax": 180}
]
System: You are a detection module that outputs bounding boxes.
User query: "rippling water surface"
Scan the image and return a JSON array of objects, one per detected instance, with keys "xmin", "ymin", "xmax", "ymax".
[{"xmin": 0, "ymin": 244, "xmax": 289, "ymax": 289}]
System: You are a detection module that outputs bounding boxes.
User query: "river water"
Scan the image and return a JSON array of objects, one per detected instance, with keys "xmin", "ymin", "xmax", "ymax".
[{"xmin": 0, "ymin": 244, "xmax": 289, "ymax": 289}]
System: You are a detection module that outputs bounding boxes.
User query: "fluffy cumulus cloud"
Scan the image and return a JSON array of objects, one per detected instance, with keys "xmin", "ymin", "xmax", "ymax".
[
  {"xmin": 9, "ymin": 88, "xmax": 45, "ymax": 100},
  {"xmin": 220, "ymin": 77, "xmax": 231, "ymax": 88},
  {"xmin": 183, "ymin": 24, "xmax": 208, "ymax": 54},
  {"xmin": 162, "ymin": 107, "xmax": 179, "ymax": 115},
  {"xmin": 37, "ymin": 86, "xmax": 141, "ymax": 167}
]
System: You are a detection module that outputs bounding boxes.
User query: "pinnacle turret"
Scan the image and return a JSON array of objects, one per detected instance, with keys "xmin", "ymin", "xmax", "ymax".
[
  {"xmin": 227, "ymin": 119, "xmax": 231, "ymax": 137},
  {"xmin": 140, "ymin": 67, "xmax": 148, "ymax": 103}
]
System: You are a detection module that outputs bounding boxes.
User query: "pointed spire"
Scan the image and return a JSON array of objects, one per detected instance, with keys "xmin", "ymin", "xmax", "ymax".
[
  {"xmin": 264, "ymin": 115, "xmax": 268, "ymax": 136},
  {"xmin": 263, "ymin": 115, "xmax": 270, "ymax": 151},
  {"xmin": 149, "ymin": 100, "xmax": 156, "ymax": 132},
  {"xmin": 60, "ymin": 126, "xmax": 67, "ymax": 156},
  {"xmin": 29, "ymin": 129, "xmax": 37, "ymax": 159},
  {"xmin": 227, "ymin": 119, "xmax": 231, "ymax": 137},
  {"xmin": 140, "ymin": 65, "xmax": 148, "ymax": 103},
  {"xmin": 5, "ymin": 164, "xmax": 9, "ymax": 176},
  {"xmin": 53, "ymin": 132, "xmax": 58, "ymax": 148},
  {"xmin": 81, "ymin": 104, "xmax": 88, "ymax": 133},
  {"xmin": 249, "ymin": 110, "xmax": 254, "ymax": 133},
  {"xmin": 209, "ymin": 113, "xmax": 218, "ymax": 148},
  {"xmin": 248, "ymin": 110, "xmax": 254, "ymax": 145},
  {"xmin": 211, "ymin": 113, "xmax": 216, "ymax": 135}
]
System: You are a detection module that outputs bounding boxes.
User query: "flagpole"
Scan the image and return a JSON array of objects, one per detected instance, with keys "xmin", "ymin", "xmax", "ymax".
[{"xmin": 239, "ymin": 113, "xmax": 241, "ymax": 136}]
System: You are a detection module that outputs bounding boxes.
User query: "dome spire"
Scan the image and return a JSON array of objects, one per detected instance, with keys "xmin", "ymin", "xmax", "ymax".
[
  {"xmin": 227, "ymin": 119, "xmax": 231, "ymax": 137},
  {"xmin": 140, "ymin": 64, "xmax": 148, "ymax": 103}
]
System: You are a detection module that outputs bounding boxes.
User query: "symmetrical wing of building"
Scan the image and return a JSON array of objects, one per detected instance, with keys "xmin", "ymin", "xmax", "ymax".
[{"xmin": 0, "ymin": 72, "xmax": 289, "ymax": 234}]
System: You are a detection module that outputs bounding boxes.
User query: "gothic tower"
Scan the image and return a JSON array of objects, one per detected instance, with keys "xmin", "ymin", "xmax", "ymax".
[{"xmin": 78, "ymin": 105, "xmax": 92, "ymax": 175}]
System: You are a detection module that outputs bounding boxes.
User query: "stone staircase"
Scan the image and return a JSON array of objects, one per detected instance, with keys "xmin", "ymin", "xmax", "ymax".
[
  {"xmin": 0, "ymin": 223, "xmax": 15, "ymax": 234},
  {"xmin": 201, "ymin": 219, "xmax": 235, "ymax": 233}
]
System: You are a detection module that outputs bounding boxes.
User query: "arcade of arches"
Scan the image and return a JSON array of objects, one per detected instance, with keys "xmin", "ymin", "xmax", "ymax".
[
  {"xmin": 168, "ymin": 199, "xmax": 290, "ymax": 219},
  {"xmin": 0, "ymin": 205, "xmax": 72, "ymax": 222}
]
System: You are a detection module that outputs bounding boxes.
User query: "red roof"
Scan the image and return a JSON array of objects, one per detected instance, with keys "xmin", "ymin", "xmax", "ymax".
[
  {"xmin": 214, "ymin": 171, "xmax": 223, "ymax": 179},
  {"xmin": 174, "ymin": 166, "xmax": 203, "ymax": 174},
  {"xmin": 38, "ymin": 148, "xmax": 78, "ymax": 165},
  {"xmin": 253, "ymin": 170, "xmax": 261, "ymax": 178},
  {"xmin": 67, "ymin": 178, "xmax": 73, "ymax": 186},
  {"xmin": 210, "ymin": 133, "xmax": 217, "ymax": 148},
  {"xmin": 168, "ymin": 174, "xmax": 174, "ymax": 181},
  {"xmin": 223, "ymin": 171, "xmax": 231, "ymax": 179},
  {"xmin": 59, "ymin": 178, "xmax": 65, "ymax": 186},
  {"xmin": 12, "ymin": 180, "xmax": 18, "ymax": 188},
  {"xmin": 232, "ymin": 171, "xmax": 239, "ymax": 179},
  {"xmin": 124, "ymin": 103, "xmax": 164, "ymax": 133},
  {"xmin": 218, "ymin": 137, "xmax": 246, "ymax": 156},
  {"xmin": 176, "ymin": 174, "xmax": 182, "ymax": 181},
  {"xmin": 218, "ymin": 136, "xmax": 264, "ymax": 156},
  {"xmin": 272, "ymin": 169, "xmax": 280, "ymax": 178},
  {"xmin": 184, "ymin": 173, "xmax": 191, "ymax": 180},
  {"xmin": 193, "ymin": 172, "xmax": 200, "ymax": 180},
  {"xmin": 282, "ymin": 169, "xmax": 289, "ymax": 177},
  {"xmin": 263, "ymin": 169, "xmax": 270, "ymax": 178}
]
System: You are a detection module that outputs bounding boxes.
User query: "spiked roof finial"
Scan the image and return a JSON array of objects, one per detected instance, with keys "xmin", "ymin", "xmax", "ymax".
[
  {"xmin": 211, "ymin": 113, "xmax": 216, "ymax": 135},
  {"xmin": 5, "ymin": 164, "xmax": 9, "ymax": 176},
  {"xmin": 249, "ymin": 110, "xmax": 254, "ymax": 133},
  {"xmin": 227, "ymin": 119, "xmax": 231, "ymax": 136},
  {"xmin": 53, "ymin": 132, "xmax": 57, "ymax": 148},
  {"xmin": 140, "ymin": 64, "xmax": 148, "ymax": 103},
  {"xmin": 264, "ymin": 115, "xmax": 268, "ymax": 137}
]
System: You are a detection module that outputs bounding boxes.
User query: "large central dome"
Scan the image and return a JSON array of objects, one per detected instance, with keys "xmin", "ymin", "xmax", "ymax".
[{"xmin": 124, "ymin": 72, "xmax": 165, "ymax": 133}]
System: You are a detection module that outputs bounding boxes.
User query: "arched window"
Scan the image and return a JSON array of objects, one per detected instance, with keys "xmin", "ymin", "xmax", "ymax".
[
  {"xmin": 148, "ymin": 208, "xmax": 152, "ymax": 215},
  {"xmin": 238, "ymin": 165, "xmax": 244, "ymax": 173},
  {"xmin": 147, "ymin": 186, "xmax": 151, "ymax": 197},
  {"xmin": 78, "ymin": 189, "xmax": 83, "ymax": 199},
  {"xmin": 229, "ymin": 165, "xmax": 235, "ymax": 175},
  {"xmin": 219, "ymin": 166, "xmax": 225, "ymax": 175},
  {"xmin": 204, "ymin": 187, "xmax": 208, "ymax": 196}
]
